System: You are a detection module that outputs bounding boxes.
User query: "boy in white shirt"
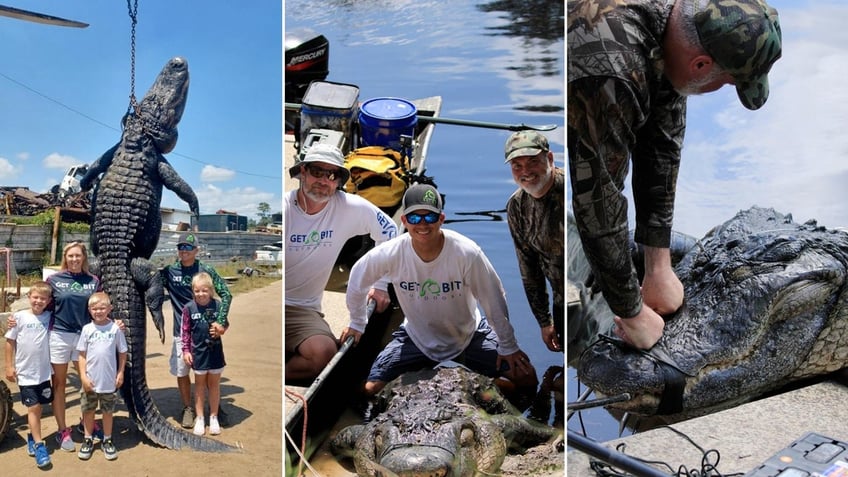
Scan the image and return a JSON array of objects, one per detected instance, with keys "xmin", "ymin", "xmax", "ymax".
[
  {"xmin": 76, "ymin": 292, "xmax": 127, "ymax": 461},
  {"xmin": 4, "ymin": 281, "xmax": 54, "ymax": 468}
]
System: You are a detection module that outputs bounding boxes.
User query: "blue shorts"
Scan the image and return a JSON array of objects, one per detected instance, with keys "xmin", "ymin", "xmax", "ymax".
[
  {"xmin": 19, "ymin": 380, "xmax": 53, "ymax": 407},
  {"xmin": 367, "ymin": 319, "xmax": 501, "ymax": 383}
]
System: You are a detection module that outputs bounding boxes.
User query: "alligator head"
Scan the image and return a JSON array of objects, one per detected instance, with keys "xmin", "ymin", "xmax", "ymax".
[
  {"xmin": 132, "ymin": 56, "xmax": 189, "ymax": 153},
  {"xmin": 331, "ymin": 366, "xmax": 558, "ymax": 476},
  {"xmin": 577, "ymin": 207, "xmax": 848, "ymax": 417}
]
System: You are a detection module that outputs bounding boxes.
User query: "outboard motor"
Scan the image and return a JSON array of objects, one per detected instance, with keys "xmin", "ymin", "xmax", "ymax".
[{"xmin": 285, "ymin": 29, "xmax": 329, "ymax": 136}]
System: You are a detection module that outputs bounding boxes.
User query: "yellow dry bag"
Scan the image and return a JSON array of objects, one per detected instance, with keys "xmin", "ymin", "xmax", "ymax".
[{"xmin": 344, "ymin": 146, "xmax": 409, "ymax": 208}]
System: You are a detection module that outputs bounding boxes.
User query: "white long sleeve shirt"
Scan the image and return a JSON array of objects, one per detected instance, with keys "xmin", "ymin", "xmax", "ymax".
[
  {"xmin": 285, "ymin": 189, "xmax": 397, "ymax": 312},
  {"xmin": 346, "ymin": 228, "xmax": 520, "ymax": 361}
]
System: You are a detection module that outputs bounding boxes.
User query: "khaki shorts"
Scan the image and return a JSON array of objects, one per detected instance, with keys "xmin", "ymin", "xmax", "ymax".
[
  {"xmin": 80, "ymin": 390, "xmax": 120, "ymax": 414},
  {"xmin": 285, "ymin": 304, "xmax": 336, "ymax": 354}
]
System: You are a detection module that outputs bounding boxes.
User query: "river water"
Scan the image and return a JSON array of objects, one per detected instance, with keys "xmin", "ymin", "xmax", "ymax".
[{"xmin": 284, "ymin": 0, "xmax": 566, "ymax": 469}]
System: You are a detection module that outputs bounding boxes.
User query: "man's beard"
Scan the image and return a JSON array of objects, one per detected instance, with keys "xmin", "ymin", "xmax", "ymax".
[
  {"xmin": 302, "ymin": 185, "xmax": 334, "ymax": 204},
  {"xmin": 675, "ymin": 68, "xmax": 725, "ymax": 97},
  {"xmin": 519, "ymin": 166, "xmax": 553, "ymax": 197}
]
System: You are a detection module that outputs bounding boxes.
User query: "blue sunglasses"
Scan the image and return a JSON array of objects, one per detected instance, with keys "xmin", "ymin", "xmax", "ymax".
[{"xmin": 405, "ymin": 212, "xmax": 440, "ymax": 225}]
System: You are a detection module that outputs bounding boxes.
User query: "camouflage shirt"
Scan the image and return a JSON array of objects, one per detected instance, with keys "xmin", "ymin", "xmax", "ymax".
[
  {"xmin": 567, "ymin": 0, "xmax": 685, "ymax": 318},
  {"xmin": 506, "ymin": 168, "xmax": 565, "ymax": 329}
]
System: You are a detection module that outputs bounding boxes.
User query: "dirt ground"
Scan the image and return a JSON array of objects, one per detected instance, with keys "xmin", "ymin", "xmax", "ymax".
[{"xmin": 0, "ymin": 280, "xmax": 283, "ymax": 476}]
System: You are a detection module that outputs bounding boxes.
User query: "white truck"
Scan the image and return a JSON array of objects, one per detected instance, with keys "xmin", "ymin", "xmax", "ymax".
[{"xmin": 51, "ymin": 164, "xmax": 89, "ymax": 198}]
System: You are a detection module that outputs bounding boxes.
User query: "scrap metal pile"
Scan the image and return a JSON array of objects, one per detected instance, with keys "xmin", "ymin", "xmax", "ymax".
[{"xmin": 0, "ymin": 187, "xmax": 91, "ymax": 217}]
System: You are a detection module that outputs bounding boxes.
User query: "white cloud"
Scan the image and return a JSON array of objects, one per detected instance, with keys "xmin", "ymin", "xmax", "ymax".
[
  {"xmin": 42, "ymin": 153, "xmax": 81, "ymax": 170},
  {"xmin": 0, "ymin": 157, "xmax": 22, "ymax": 181},
  {"xmin": 200, "ymin": 165, "xmax": 236, "ymax": 182},
  {"xmin": 16, "ymin": 152, "xmax": 29, "ymax": 161}
]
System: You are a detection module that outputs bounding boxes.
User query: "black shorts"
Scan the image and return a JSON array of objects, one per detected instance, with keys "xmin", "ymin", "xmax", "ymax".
[{"xmin": 19, "ymin": 380, "xmax": 53, "ymax": 407}]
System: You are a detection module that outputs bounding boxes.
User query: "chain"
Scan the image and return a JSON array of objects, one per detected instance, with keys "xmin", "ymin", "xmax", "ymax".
[{"xmin": 126, "ymin": 0, "xmax": 139, "ymax": 115}]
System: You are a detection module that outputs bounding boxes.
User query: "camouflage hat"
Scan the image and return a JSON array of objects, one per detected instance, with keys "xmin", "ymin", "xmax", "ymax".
[
  {"xmin": 288, "ymin": 143, "xmax": 350, "ymax": 185},
  {"xmin": 694, "ymin": 0, "xmax": 782, "ymax": 110},
  {"xmin": 504, "ymin": 130, "xmax": 549, "ymax": 163},
  {"xmin": 177, "ymin": 232, "xmax": 198, "ymax": 247},
  {"xmin": 402, "ymin": 183, "xmax": 443, "ymax": 214}
]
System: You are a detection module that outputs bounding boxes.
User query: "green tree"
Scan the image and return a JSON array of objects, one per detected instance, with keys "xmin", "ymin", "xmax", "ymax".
[{"xmin": 257, "ymin": 202, "xmax": 271, "ymax": 226}]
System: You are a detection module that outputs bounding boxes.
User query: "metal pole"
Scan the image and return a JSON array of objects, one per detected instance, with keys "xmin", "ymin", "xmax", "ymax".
[{"xmin": 568, "ymin": 430, "xmax": 670, "ymax": 477}]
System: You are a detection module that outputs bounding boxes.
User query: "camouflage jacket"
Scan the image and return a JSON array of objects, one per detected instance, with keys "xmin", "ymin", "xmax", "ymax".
[
  {"xmin": 506, "ymin": 168, "xmax": 565, "ymax": 329},
  {"xmin": 567, "ymin": 0, "xmax": 685, "ymax": 318}
]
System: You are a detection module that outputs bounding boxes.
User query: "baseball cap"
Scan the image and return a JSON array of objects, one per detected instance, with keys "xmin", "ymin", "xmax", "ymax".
[
  {"xmin": 504, "ymin": 131, "xmax": 549, "ymax": 163},
  {"xmin": 288, "ymin": 143, "xmax": 350, "ymax": 185},
  {"xmin": 177, "ymin": 232, "xmax": 198, "ymax": 248},
  {"xmin": 402, "ymin": 184, "xmax": 443, "ymax": 214},
  {"xmin": 694, "ymin": 0, "xmax": 782, "ymax": 110}
]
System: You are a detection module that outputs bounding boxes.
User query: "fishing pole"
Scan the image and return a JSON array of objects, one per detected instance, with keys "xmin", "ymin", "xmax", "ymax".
[{"xmin": 284, "ymin": 102, "xmax": 558, "ymax": 132}]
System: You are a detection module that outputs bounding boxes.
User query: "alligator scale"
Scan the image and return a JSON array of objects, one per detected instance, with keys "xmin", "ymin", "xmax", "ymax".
[
  {"xmin": 80, "ymin": 57, "xmax": 236, "ymax": 451},
  {"xmin": 577, "ymin": 207, "xmax": 848, "ymax": 419},
  {"xmin": 330, "ymin": 366, "xmax": 559, "ymax": 477}
]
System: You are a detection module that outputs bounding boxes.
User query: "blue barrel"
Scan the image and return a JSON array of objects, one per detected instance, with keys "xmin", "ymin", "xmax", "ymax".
[{"xmin": 358, "ymin": 97, "xmax": 418, "ymax": 151}]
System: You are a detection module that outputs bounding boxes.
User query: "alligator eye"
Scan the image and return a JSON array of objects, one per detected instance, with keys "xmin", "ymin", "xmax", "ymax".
[{"xmin": 460, "ymin": 427, "xmax": 475, "ymax": 446}]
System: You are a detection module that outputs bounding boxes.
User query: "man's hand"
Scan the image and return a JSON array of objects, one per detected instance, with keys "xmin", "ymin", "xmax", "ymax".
[
  {"xmin": 540, "ymin": 324, "xmax": 561, "ymax": 352},
  {"xmin": 613, "ymin": 306, "xmax": 665, "ymax": 349},
  {"xmin": 338, "ymin": 327, "xmax": 363, "ymax": 346},
  {"xmin": 5, "ymin": 367, "xmax": 16, "ymax": 382},
  {"xmin": 641, "ymin": 246, "xmax": 684, "ymax": 315},
  {"xmin": 367, "ymin": 288, "xmax": 391, "ymax": 313},
  {"xmin": 497, "ymin": 350, "xmax": 535, "ymax": 377},
  {"xmin": 210, "ymin": 322, "xmax": 227, "ymax": 338}
]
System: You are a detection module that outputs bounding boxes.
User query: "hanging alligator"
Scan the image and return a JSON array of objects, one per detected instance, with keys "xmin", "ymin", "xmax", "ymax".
[
  {"xmin": 330, "ymin": 365, "xmax": 560, "ymax": 477},
  {"xmin": 79, "ymin": 57, "xmax": 236, "ymax": 452},
  {"xmin": 576, "ymin": 206, "xmax": 848, "ymax": 419}
]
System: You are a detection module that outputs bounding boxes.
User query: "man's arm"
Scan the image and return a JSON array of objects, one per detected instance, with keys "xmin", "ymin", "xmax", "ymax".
[
  {"xmin": 466, "ymin": 248, "xmax": 519, "ymax": 356},
  {"xmin": 507, "ymin": 202, "xmax": 553, "ymax": 329},
  {"xmin": 568, "ymin": 76, "xmax": 647, "ymax": 319},
  {"xmin": 205, "ymin": 264, "xmax": 233, "ymax": 327}
]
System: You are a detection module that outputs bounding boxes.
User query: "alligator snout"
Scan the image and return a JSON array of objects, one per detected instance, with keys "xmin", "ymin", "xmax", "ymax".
[{"xmin": 381, "ymin": 447, "xmax": 454, "ymax": 477}]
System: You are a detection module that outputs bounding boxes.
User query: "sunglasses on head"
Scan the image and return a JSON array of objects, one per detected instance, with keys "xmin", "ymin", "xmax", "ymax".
[
  {"xmin": 304, "ymin": 164, "xmax": 340, "ymax": 181},
  {"xmin": 405, "ymin": 211, "xmax": 440, "ymax": 225},
  {"xmin": 178, "ymin": 244, "xmax": 196, "ymax": 251}
]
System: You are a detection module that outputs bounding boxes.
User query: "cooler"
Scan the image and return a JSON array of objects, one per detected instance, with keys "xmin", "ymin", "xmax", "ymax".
[
  {"xmin": 358, "ymin": 97, "xmax": 418, "ymax": 151},
  {"xmin": 299, "ymin": 81, "xmax": 360, "ymax": 154}
]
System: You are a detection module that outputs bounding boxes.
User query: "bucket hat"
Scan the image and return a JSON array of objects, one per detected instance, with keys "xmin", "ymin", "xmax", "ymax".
[{"xmin": 288, "ymin": 143, "xmax": 350, "ymax": 185}]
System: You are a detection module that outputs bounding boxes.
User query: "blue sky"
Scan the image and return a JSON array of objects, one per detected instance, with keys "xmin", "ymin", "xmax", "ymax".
[
  {"xmin": 0, "ymin": 1, "xmax": 281, "ymax": 220},
  {"xmin": 664, "ymin": 0, "xmax": 848, "ymax": 237}
]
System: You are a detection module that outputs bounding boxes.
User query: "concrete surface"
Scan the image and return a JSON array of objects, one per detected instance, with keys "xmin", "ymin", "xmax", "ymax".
[{"xmin": 568, "ymin": 380, "xmax": 848, "ymax": 476}]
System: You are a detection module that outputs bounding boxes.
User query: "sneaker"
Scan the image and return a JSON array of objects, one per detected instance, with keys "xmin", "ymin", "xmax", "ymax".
[
  {"xmin": 26, "ymin": 433, "xmax": 35, "ymax": 457},
  {"xmin": 77, "ymin": 438, "xmax": 94, "ymax": 460},
  {"xmin": 209, "ymin": 415, "xmax": 221, "ymax": 435},
  {"xmin": 76, "ymin": 419, "xmax": 104, "ymax": 442},
  {"xmin": 193, "ymin": 416, "xmax": 205, "ymax": 436},
  {"xmin": 181, "ymin": 406, "xmax": 196, "ymax": 429},
  {"xmin": 34, "ymin": 442, "xmax": 50, "ymax": 468},
  {"xmin": 56, "ymin": 427, "xmax": 75, "ymax": 452},
  {"xmin": 102, "ymin": 438, "xmax": 118, "ymax": 461}
]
